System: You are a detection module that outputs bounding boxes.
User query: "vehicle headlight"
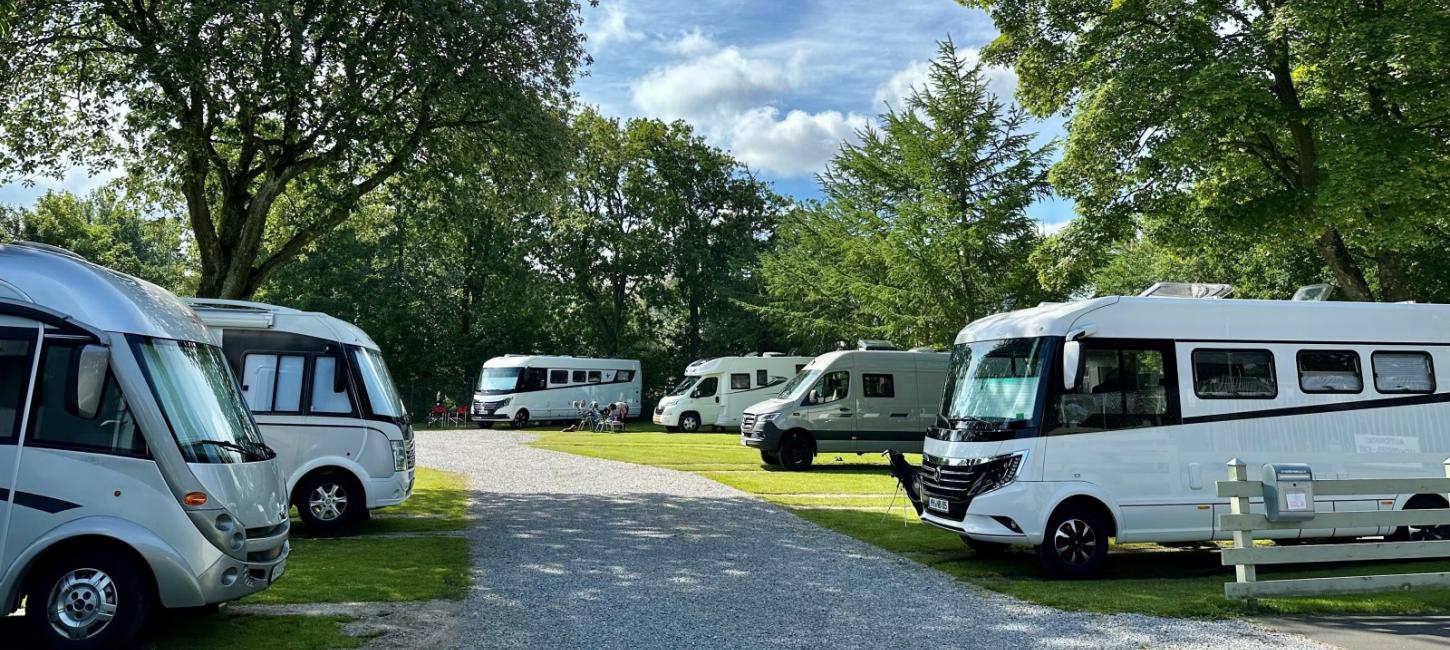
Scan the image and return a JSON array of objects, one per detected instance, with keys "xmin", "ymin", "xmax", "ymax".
[
  {"xmin": 759, "ymin": 413, "xmax": 781, "ymax": 422},
  {"xmin": 391, "ymin": 440, "xmax": 407, "ymax": 472},
  {"xmin": 498, "ymin": 398, "xmax": 511, "ymax": 408},
  {"xmin": 972, "ymin": 452, "xmax": 1026, "ymax": 496}
]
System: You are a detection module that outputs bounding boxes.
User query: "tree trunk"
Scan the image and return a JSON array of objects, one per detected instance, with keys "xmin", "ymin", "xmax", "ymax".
[
  {"xmin": 1377, "ymin": 250, "xmax": 1412, "ymax": 303},
  {"xmin": 1314, "ymin": 228, "xmax": 1374, "ymax": 301}
]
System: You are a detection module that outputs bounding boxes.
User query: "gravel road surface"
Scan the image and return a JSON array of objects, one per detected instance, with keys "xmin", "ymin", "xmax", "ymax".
[{"xmin": 416, "ymin": 430, "xmax": 1320, "ymax": 650}]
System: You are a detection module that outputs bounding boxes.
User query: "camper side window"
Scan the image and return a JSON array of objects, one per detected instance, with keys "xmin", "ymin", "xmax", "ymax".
[
  {"xmin": 809, "ymin": 371, "xmax": 850, "ymax": 404},
  {"xmin": 550, "ymin": 370, "xmax": 569, "ymax": 385},
  {"xmin": 1192, "ymin": 349, "xmax": 1277, "ymax": 399},
  {"xmin": 730, "ymin": 373, "xmax": 751, "ymax": 390},
  {"xmin": 1052, "ymin": 342, "xmax": 1174, "ymax": 434},
  {"xmin": 756, "ymin": 369, "xmax": 768, "ymax": 387},
  {"xmin": 311, "ymin": 356, "xmax": 352, "ymax": 414},
  {"xmin": 1298, "ymin": 350, "xmax": 1362, "ymax": 393},
  {"xmin": 242, "ymin": 353, "xmax": 305, "ymax": 413},
  {"xmin": 694, "ymin": 376, "xmax": 719, "ymax": 398},
  {"xmin": 1373, "ymin": 351, "xmax": 1435, "ymax": 394},
  {"xmin": 572, "ymin": 370, "xmax": 586, "ymax": 383},
  {"xmin": 28, "ymin": 343, "xmax": 147, "ymax": 457},
  {"xmin": 0, "ymin": 330, "xmax": 36, "ymax": 444},
  {"xmin": 587, "ymin": 370, "xmax": 601, "ymax": 383},
  {"xmin": 863, "ymin": 373, "xmax": 895, "ymax": 398},
  {"xmin": 618, "ymin": 370, "xmax": 635, "ymax": 382},
  {"xmin": 523, "ymin": 368, "xmax": 549, "ymax": 391}
]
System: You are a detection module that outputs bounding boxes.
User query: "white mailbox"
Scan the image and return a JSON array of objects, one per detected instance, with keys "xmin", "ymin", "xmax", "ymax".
[{"xmin": 1262, "ymin": 463, "xmax": 1315, "ymax": 522}]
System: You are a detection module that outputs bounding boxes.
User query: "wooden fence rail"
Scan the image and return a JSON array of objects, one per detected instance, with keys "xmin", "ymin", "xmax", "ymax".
[{"xmin": 1217, "ymin": 458, "xmax": 1450, "ymax": 603}]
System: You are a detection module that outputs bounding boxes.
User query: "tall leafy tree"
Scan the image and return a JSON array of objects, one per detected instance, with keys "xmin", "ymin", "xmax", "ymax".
[
  {"xmin": 1, "ymin": 0, "xmax": 585, "ymax": 298},
  {"xmin": 969, "ymin": 0, "xmax": 1450, "ymax": 301},
  {"xmin": 757, "ymin": 40, "xmax": 1057, "ymax": 348}
]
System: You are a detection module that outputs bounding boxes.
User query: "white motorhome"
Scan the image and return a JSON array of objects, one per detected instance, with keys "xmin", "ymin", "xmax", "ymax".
[
  {"xmin": 655, "ymin": 353, "xmax": 814, "ymax": 432},
  {"xmin": 741, "ymin": 343, "xmax": 948, "ymax": 470},
  {"xmin": 916, "ymin": 293, "xmax": 1450, "ymax": 577},
  {"xmin": 187, "ymin": 300, "xmax": 415, "ymax": 534},
  {"xmin": 471, "ymin": 355, "xmax": 642, "ymax": 428},
  {"xmin": 0, "ymin": 242, "xmax": 290, "ymax": 648}
]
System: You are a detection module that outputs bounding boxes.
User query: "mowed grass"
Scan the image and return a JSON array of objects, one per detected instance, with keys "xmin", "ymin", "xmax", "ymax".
[
  {"xmin": 0, "ymin": 613, "xmax": 360, "ymax": 650},
  {"xmin": 244, "ymin": 535, "xmax": 470, "ymax": 604},
  {"xmin": 359, "ymin": 467, "xmax": 473, "ymax": 533},
  {"xmin": 529, "ymin": 430, "xmax": 1450, "ymax": 618}
]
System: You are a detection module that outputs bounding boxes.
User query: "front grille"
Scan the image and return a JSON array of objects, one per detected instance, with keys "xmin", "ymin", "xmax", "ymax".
[
  {"xmin": 483, "ymin": 400, "xmax": 507, "ymax": 411},
  {"xmin": 918, "ymin": 457, "xmax": 985, "ymax": 499},
  {"xmin": 655, "ymin": 405, "xmax": 665, "ymax": 415},
  {"xmin": 246, "ymin": 522, "xmax": 287, "ymax": 539},
  {"xmin": 919, "ymin": 454, "xmax": 1020, "ymax": 521},
  {"xmin": 472, "ymin": 402, "xmax": 485, "ymax": 415},
  {"xmin": 406, "ymin": 439, "xmax": 416, "ymax": 468},
  {"xmin": 248, "ymin": 545, "xmax": 285, "ymax": 563},
  {"xmin": 741, "ymin": 413, "xmax": 757, "ymax": 433}
]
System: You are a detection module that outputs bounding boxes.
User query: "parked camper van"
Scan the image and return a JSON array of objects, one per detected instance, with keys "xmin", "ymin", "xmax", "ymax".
[
  {"xmin": 187, "ymin": 300, "xmax": 415, "ymax": 534},
  {"xmin": 472, "ymin": 355, "xmax": 642, "ymax": 428},
  {"xmin": 655, "ymin": 353, "xmax": 814, "ymax": 432},
  {"xmin": 0, "ymin": 242, "xmax": 290, "ymax": 648},
  {"xmin": 741, "ymin": 343, "xmax": 948, "ymax": 470},
  {"xmin": 916, "ymin": 293, "xmax": 1450, "ymax": 577}
]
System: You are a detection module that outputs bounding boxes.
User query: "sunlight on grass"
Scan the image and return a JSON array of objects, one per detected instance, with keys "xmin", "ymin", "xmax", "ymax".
[
  {"xmin": 361, "ymin": 467, "xmax": 473, "ymax": 533},
  {"xmin": 245, "ymin": 536, "xmax": 470, "ymax": 604}
]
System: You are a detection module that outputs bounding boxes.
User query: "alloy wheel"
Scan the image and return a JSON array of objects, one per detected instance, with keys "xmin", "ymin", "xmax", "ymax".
[
  {"xmin": 1052, "ymin": 518, "xmax": 1098, "ymax": 565},
  {"xmin": 309, "ymin": 483, "xmax": 349, "ymax": 521},
  {"xmin": 47, "ymin": 568, "xmax": 118, "ymax": 640}
]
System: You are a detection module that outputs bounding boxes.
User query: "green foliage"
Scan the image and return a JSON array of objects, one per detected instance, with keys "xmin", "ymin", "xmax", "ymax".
[
  {"xmin": 0, "ymin": 0, "xmax": 586, "ymax": 298},
  {"xmin": 0, "ymin": 188, "xmax": 193, "ymax": 292},
  {"xmin": 756, "ymin": 40, "xmax": 1059, "ymax": 348},
  {"xmin": 970, "ymin": 0, "xmax": 1450, "ymax": 302}
]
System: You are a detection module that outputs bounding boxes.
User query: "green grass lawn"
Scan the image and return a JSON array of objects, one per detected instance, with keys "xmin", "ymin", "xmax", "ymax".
[
  {"xmin": 529, "ymin": 429, "xmax": 1450, "ymax": 618},
  {"xmin": 244, "ymin": 535, "xmax": 471, "ymax": 604},
  {"xmin": 0, "ymin": 613, "xmax": 361, "ymax": 650}
]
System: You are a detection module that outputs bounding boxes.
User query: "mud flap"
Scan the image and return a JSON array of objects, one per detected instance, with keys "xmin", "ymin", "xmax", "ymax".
[{"xmin": 885, "ymin": 450, "xmax": 923, "ymax": 516}]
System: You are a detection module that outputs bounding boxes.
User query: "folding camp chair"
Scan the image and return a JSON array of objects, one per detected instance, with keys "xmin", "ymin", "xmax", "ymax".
[{"xmin": 427, "ymin": 404, "xmax": 447, "ymax": 428}]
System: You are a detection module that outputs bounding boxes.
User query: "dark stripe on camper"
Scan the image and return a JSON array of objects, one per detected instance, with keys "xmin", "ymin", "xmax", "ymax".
[
  {"xmin": 1182, "ymin": 391, "xmax": 1450, "ymax": 425},
  {"xmin": 0, "ymin": 488, "xmax": 81, "ymax": 514}
]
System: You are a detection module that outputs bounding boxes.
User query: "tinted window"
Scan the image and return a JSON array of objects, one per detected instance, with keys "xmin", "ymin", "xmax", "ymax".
[
  {"xmin": 311, "ymin": 355, "xmax": 353, "ymax": 414},
  {"xmin": 1193, "ymin": 349, "xmax": 1276, "ymax": 399},
  {"xmin": 0, "ymin": 329, "xmax": 35, "ymax": 443},
  {"xmin": 756, "ymin": 369, "xmax": 768, "ymax": 387},
  {"xmin": 1373, "ymin": 352, "xmax": 1435, "ymax": 394},
  {"xmin": 550, "ymin": 369, "xmax": 569, "ymax": 384},
  {"xmin": 523, "ymin": 368, "xmax": 548, "ymax": 391},
  {"xmin": 587, "ymin": 370, "xmax": 601, "ymax": 383},
  {"xmin": 240, "ymin": 353, "xmax": 305, "ymax": 412},
  {"xmin": 809, "ymin": 370, "xmax": 850, "ymax": 404},
  {"xmin": 617, "ymin": 370, "xmax": 634, "ymax": 382},
  {"xmin": 730, "ymin": 373, "xmax": 751, "ymax": 390},
  {"xmin": 694, "ymin": 376, "xmax": 718, "ymax": 397},
  {"xmin": 28, "ymin": 343, "xmax": 146, "ymax": 457},
  {"xmin": 863, "ymin": 373, "xmax": 895, "ymax": 398},
  {"xmin": 573, "ymin": 370, "xmax": 586, "ymax": 383},
  {"xmin": 1298, "ymin": 350, "xmax": 1362, "ymax": 393},
  {"xmin": 1054, "ymin": 343, "xmax": 1174, "ymax": 434}
]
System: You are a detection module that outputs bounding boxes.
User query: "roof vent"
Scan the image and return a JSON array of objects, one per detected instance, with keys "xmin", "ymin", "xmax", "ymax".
[
  {"xmin": 1139, "ymin": 282, "xmax": 1233, "ymax": 299},
  {"xmin": 857, "ymin": 339, "xmax": 899, "ymax": 351},
  {"xmin": 761, "ymin": 352, "xmax": 784, "ymax": 357},
  {"xmin": 908, "ymin": 346, "xmax": 937, "ymax": 353},
  {"xmin": 1291, "ymin": 284, "xmax": 1334, "ymax": 301},
  {"xmin": 743, "ymin": 352, "xmax": 760, "ymax": 357}
]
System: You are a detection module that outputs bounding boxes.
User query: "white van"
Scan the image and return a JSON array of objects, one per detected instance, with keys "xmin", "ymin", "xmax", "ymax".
[
  {"xmin": 917, "ymin": 293, "xmax": 1450, "ymax": 577},
  {"xmin": 655, "ymin": 354, "xmax": 814, "ymax": 432},
  {"xmin": 0, "ymin": 242, "xmax": 290, "ymax": 648},
  {"xmin": 472, "ymin": 355, "xmax": 642, "ymax": 428},
  {"xmin": 187, "ymin": 300, "xmax": 415, "ymax": 534},
  {"xmin": 741, "ymin": 344, "xmax": 948, "ymax": 470}
]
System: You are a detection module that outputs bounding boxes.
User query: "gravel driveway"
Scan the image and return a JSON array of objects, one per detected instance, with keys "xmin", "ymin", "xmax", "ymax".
[{"xmin": 416, "ymin": 430, "xmax": 1320, "ymax": 650}]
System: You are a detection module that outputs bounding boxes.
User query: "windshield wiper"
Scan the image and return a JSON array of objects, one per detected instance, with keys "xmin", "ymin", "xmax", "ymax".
[{"xmin": 190, "ymin": 439, "xmax": 266, "ymax": 461}]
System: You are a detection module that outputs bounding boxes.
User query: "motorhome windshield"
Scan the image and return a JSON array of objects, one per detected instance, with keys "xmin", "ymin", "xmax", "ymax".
[
  {"xmin": 355, "ymin": 347, "xmax": 405, "ymax": 418},
  {"xmin": 477, "ymin": 366, "xmax": 521, "ymax": 394},
  {"xmin": 941, "ymin": 338, "xmax": 1047, "ymax": 429},
  {"xmin": 131, "ymin": 337, "xmax": 270, "ymax": 464},
  {"xmin": 778, "ymin": 369, "xmax": 820, "ymax": 400},
  {"xmin": 666, "ymin": 376, "xmax": 699, "ymax": 397}
]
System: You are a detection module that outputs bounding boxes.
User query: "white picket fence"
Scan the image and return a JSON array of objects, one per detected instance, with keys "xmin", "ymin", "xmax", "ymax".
[{"xmin": 1217, "ymin": 458, "xmax": 1450, "ymax": 602}]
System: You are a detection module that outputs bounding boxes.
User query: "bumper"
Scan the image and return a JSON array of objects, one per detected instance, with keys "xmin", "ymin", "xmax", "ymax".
[
  {"xmin": 472, "ymin": 406, "xmax": 516, "ymax": 422},
  {"xmin": 918, "ymin": 480, "xmax": 1047, "ymax": 545},
  {"xmin": 367, "ymin": 467, "xmax": 416, "ymax": 509},
  {"xmin": 739, "ymin": 420, "xmax": 782, "ymax": 451},
  {"xmin": 653, "ymin": 411, "xmax": 679, "ymax": 427},
  {"xmin": 194, "ymin": 530, "xmax": 291, "ymax": 604}
]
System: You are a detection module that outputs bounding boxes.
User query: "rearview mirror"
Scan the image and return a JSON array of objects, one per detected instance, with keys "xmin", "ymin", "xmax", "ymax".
[
  {"xmin": 1063, "ymin": 340, "xmax": 1082, "ymax": 391},
  {"xmin": 70, "ymin": 344, "xmax": 110, "ymax": 420}
]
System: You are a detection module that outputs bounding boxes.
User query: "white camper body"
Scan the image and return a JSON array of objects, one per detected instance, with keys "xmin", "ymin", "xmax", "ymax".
[
  {"xmin": 472, "ymin": 355, "xmax": 642, "ymax": 428},
  {"xmin": 740, "ymin": 348, "xmax": 948, "ymax": 470},
  {"xmin": 654, "ymin": 354, "xmax": 814, "ymax": 432},
  {"xmin": 188, "ymin": 300, "xmax": 415, "ymax": 534},
  {"xmin": 0, "ymin": 243, "xmax": 290, "ymax": 648},
  {"xmin": 919, "ymin": 295, "xmax": 1450, "ymax": 576}
]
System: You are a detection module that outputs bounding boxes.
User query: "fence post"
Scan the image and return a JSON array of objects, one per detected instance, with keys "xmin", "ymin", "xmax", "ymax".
[{"xmin": 1227, "ymin": 458, "xmax": 1257, "ymax": 610}]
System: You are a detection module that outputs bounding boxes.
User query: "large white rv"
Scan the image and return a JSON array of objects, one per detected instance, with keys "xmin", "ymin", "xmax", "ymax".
[
  {"xmin": 917, "ymin": 295, "xmax": 1450, "ymax": 577},
  {"xmin": 187, "ymin": 300, "xmax": 415, "ymax": 534},
  {"xmin": 0, "ymin": 242, "xmax": 290, "ymax": 648},
  {"xmin": 741, "ymin": 344, "xmax": 948, "ymax": 470},
  {"xmin": 655, "ymin": 354, "xmax": 814, "ymax": 432},
  {"xmin": 471, "ymin": 355, "xmax": 642, "ymax": 428}
]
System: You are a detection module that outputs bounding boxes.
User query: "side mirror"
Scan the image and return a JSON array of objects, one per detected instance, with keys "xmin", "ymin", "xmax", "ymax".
[
  {"xmin": 71, "ymin": 344, "xmax": 110, "ymax": 420},
  {"xmin": 807, "ymin": 389, "xmax": 820, "ymax": 405},
  {"xmin": 1063, "ymin": 340, "xmax": 1082, "ymax": 391}
]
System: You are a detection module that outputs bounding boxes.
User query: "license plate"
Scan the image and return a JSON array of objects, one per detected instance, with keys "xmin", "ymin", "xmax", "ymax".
[
  {"xmin": 653, "ymin": 415, "xmax": 663, "ymax": 425},
  {"xmin": 271, "ymin": 561, "xmax": 286, "ymax": 583},
  {"xmin": 927, "ymin": 496, "xmax": 950, "ymax": 513}
]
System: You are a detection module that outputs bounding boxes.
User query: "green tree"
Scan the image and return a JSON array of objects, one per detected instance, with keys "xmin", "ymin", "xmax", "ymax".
[
  {"xmin": 969, "ymin": 0, "xmax": 1450, "ymax": 301},
  {"xmin": 757, "ymin": 40, "xmax": 1058, "ymax": 349},
  {"xmin": 1, "ymin": 188, "xmax": 193, "ymax": 291},
  {"xmin": 1, "ymin": 0, "xmax": 585, "ymax": 298}
]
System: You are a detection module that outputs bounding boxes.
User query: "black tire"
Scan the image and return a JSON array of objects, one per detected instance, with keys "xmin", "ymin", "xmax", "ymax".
[
  {"xmin": 510, "ymin": 409, "xmax": 531, "ymax": 429},
  {"xmin": 1389, "ymin": 497, "xmax": 1450, "ymax": 541},
  {"xmin": 777, "ymin": 432, "xmax": 814, "ymax": 471},
  {"xmin": 24, "ymin": 547, "xmax": 153, "ymax": 650},
  {"xmin": 760, "ymin": 450, "xmax": 781, "ymax": 466},
  {"xmin": 665, "ymin": 426, "xmax": 679, "ymax": 433},
  {"xmin": 294, "ymin": 471, "xmax": 364, "ymax": 535},
  {"xmin": 679, "ymin": 412, "xmax": 701, "ymax": 433},
  {"xmin": 1036, "ymin": 503, "xmax": 1110, "ymax": 578},
  {"xmin": 475, "ymin": 420, "xmax": 494, "ymax": 429},
  {"xmin": 962, "ymin": 536, "xmax": 1011, "ymax": 556}
]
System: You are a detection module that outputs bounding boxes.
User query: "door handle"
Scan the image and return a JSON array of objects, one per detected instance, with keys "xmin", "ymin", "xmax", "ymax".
[{"xmin": 838, "ymin": 407, "xmax": 851, "ymax": 412}]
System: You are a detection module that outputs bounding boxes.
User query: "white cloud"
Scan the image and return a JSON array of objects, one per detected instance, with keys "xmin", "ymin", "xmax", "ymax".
[
  {"xmin": 586, "ymin": 2, "xmax": 644, "ymax": 52},
  {"xmin": 728, "ymin": 108, "xmax": 868, "ymax": 176},
  {"xmin": 661, "ymin": 27, "xmax": 718, "ymax": 57},
  {"xmin": 631, "ymin": 47, "xmax": 800, "ymax": 125},
  {"xmin": 871, "ymin": 50, "xmax": 1019, "ymax": 113}
]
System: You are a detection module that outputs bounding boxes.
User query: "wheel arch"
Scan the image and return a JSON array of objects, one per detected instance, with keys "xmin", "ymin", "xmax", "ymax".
[
  {"xmin": 290, "ymin": 464, "xmax": 368, "ymax": 509},
  {"xmin": 1045, "ymin": 492, "xmax": 1119, "ymax": 539},
  {"xmin": 2, "ymin": 518, "xmax": 199, "ymax": 612}
]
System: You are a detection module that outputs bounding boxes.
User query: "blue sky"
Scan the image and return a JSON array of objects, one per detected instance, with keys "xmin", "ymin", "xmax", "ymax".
[
  {"xmin": 576, "ymin": 0, "xmax": 1076, "ymax": 229},
  {"xmin": 0, "ymin": 0, "xmax": 1076, "ymax": 229}
]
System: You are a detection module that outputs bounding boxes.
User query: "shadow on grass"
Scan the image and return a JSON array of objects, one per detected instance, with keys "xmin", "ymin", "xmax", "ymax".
[{"xmin": 0, "ymin": 610, "xmax": 359, "ymax": 650}]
